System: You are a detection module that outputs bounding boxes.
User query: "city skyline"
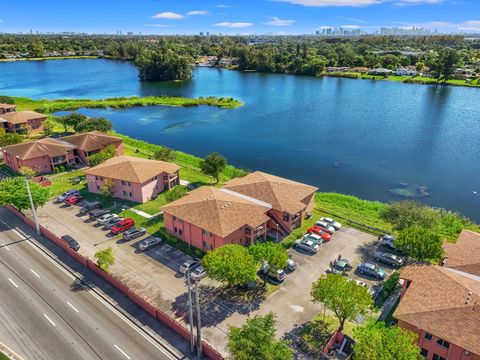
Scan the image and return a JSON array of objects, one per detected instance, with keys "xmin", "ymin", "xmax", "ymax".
[{"xmin": 1, "ymin": 0, "xmax": 480, "ymax": 35}]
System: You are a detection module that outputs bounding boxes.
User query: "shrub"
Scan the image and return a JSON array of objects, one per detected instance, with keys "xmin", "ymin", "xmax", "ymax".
[{"xmin": 164, "ymin": 185, "xmax": 189, "ymax": 202}]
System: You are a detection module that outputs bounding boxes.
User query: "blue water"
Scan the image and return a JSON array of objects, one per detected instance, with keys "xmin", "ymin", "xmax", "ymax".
[{"xmin": 1, "ymin": 59, "xmax": 479, "ymax": 220}]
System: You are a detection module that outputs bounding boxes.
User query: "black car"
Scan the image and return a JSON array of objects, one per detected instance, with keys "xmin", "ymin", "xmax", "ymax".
[
  {"xmin": 61, "ymin": 235, "xmax": 80, "ymax": 251},
  {"xmin": 79, "ymin": 201, "xmax": 102, "ymax": 215},
  {"xmin": 88, "ymin": 208, "xmax": 110, "ymax": 220}
]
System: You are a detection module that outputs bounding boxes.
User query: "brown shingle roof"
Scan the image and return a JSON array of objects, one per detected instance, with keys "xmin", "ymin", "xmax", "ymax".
[
  {"xmin": 0, "ymin": 111, "xmax": 46, "ymax": 124},
  {"xmin": 84, "ymin": 155, "xmax": 179, "ymax": 184},
  {"xmin": 60, "ymin": 131, "xmax": 122, "ymax": 152},
  {"xmin": 0, "ymin": 104, "xmax": 16, "ymax": 110},
  {"xmin": 395, "ymin": 265, "xmax": 480, "ymax": 355},
  {"xmin": 162, "ymin": 186, "xmax": 270, "ymax": 238},
  {"xmin": 1, "ymin": 138, "xmax": 76, "ymax": 160},
  {"xmin": 224, "ymin": 171, "xmax": 318, "ymax": 214},
  {"xmin": 444, "ymin": 230, "xmax": 480, "ymax": 276}
]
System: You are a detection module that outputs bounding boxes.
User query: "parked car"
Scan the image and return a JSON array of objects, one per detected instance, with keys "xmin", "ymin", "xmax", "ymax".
[
  {"xmin": 190, "ymin": 266, "xmax": 207, "ymax": 282},
  {"xmin": 88, "ymin": 208, "xmax": 110, "ymax": 220},
  {"xmin": 374, "ymin": 251, "xmax": 404, "ymax": 267},
  {"xmin": 307, "ymin": 226, "xmax": 332, "ymax": 242},
  {"xmin": 331, "ymin": 258, "xmax": 351, "ymax": 275},
  {"xmin": 64, "ymin": 195, "xmax": 83, "ymax": 206},
  {"xmin": 314, "ymin": 221, "xmax": 336, "ymax": 234},
  {"xmin": 122, "ymin": 227, "xmax": 147, "ymax": 241},
  {"xmin": 285, "ymin": 258, "xmax": 297, "ymax": 272},
  {"xmin": 294, "ymin": 238, "xmax": 319, "ymax": 254},
  {"xmin": 303, "ymin": 233, "xmax": 323, "ymax": 245},
  {"xmin": 60, "ymin": 235, "xmax": 80, "ymax": 251},
  {"xmin": 357, "ymin": 262, "xmax": 386, "ymax": 280},
  {"xmin": 138, "ymin": 236, "xmax": 163, "ymax": 251},
  {"xmin": 180, "ymin": 259, "xmax": 200, "ymax": 275},
  {"xmin": 267, "ymin": 268, "xmax": 287, "ymax": 282},
  {"xmin": 110, "ymin": 218, "xmax": 135, "ymax": 235},
  {"xmin": 352, "ymin": 279, "xmax": 377, "ymax": 297},
  {"xmin": 320, "ymin": 217, "xmax": 342, "ymax": 230},
  {"xmin": 98, "ymin": 213, "xmax": 119, "ymax": 225},
  {"xmin": 56, "ymin": 189, "xmax": 80, "ymax": 203},
  {"xmin": 380, "ymin": 234, "xmax": 396, "ymax": 250},
  {"xmin": 102, "ymin": 217, "xmax": 124, "ymax": 230},
  {"xmin": 79, "ymin": 201, "xmax": 102, "ymax": 215}
]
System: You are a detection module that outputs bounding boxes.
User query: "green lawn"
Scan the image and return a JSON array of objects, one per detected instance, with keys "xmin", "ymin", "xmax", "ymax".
[{"xmin": 0, "ymin": 351, "xmax": 9, "ymax": 360}]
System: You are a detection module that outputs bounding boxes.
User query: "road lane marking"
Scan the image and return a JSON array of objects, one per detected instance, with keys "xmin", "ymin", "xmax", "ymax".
[
  {"xmin": 30, "ymin": 269, "xmax": 40, "ymax": 278},
  {"xmin": 114, "ymin": 345, "xmax": 131, "ymax": 359},
  {"xmin": 43, "ymin": 314, "xmax": 56, "ymax": 327},
  {"xmin": 5, "ymin": 246, "xmax": 10, "ymax": 251},
  {"xmin": 66, "ymin": 301, "xmax": 80, "ymax": 313},
  {"xmin": 8, "ymin": 278, "xmax": 18, "ymax": 288}
]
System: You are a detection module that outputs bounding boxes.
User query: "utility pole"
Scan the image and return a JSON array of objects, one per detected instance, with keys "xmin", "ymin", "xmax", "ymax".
[
  {"xmin": 186, "ymin": 270, "xmax": 195, "ymax": 354},
  {"xmin": 25, "ymin": 177, "xmax": 41, "ymax": 235},
  {"xmin": 195, "ymin": 281, "xmax": 202, "ymax": 357}
]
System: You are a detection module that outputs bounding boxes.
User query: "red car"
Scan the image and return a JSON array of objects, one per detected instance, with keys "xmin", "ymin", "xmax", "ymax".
[
  {"xmin": 64, "ymin": 195, "xmax": 83, "ymax": 206},
  {"xmin": 307, "ymin": 226, "xmax": 332, "ymax": 242},
  {"xmin": 110, "ymin": 218, "xmax": 135, "ymax": 235}
]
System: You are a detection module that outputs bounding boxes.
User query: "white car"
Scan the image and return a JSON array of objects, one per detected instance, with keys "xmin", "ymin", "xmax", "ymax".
[
  {"xmin": 320, "ymin": 217, "xmax": 342, "ymax": 230},
  {"xmin": 314, "ymin": 221, "xmax": 336, "ymax": 234},
  {"xmin": 190, "ymin": 266, "xmax": 207, "ymax": 282},
  {"xmin": 56, "ymin": 189, "xmax": 80, "ymax": 203},
  {"xmin": 98, "ymin": 213, "xmax": 119, "ymax": 225}
]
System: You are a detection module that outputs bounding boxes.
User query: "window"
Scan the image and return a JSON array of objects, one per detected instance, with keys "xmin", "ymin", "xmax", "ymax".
[
  {"xmin": 202, "ymin": 230, "xmax": 212, "ymax": 237},
  {"xmin": 129, "ymin": 192, "xmax": 132, "ymax": 197},
  {"xmin": 121, "ymin": 180, "xmax": 131, "ymax": 186},
  {"xmin": 424, "ymin": 332, "xmax": 432, "ymax": 341},
  {"xmin": 202, "ymin": 241, "xmax": 210, "ymax": 249},
  {"xmin": 245, "ymin": 227, "xmax": 251, "ymax": 235},
  {"xmin": 123, "ymin": 191, "xmax": 128, "ymax": 196},
  {"xmin": 436, "ymin": 339, "xmax": 450, "ymax": 349},
  {"xmin": 178, "ymin": 229, "xmax": 183, "ymax": 236},
  {"xmin": 174, "ymin": 227, "xmax": 178, "ymax": 233},
  {"xmin": 283, "ymin": 212, "xmax": 289, "ymax": 221},
  {"xmin": 97, "ymin": 185, "xmax": 100, "ymax": 191},
  {"xmin": 420, "ymin": 349, "xmax": 428, "ymax": 358},
  {"xmin": 432, "ymin": 355, "xmax": 446, "ymax": 360},
  {"xmin": 173, "ymin": 216, "xmax": 177, "ymax": 220}
]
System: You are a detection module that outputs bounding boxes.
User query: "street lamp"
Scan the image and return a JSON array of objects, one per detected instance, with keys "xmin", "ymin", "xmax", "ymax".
[
  {"xmin": 276, "ymin": 223, "xmax": 279, "ymax": 242},
  {"xmin": 25, "ymin": 177, "xmax": 41, "ymax": 235}
]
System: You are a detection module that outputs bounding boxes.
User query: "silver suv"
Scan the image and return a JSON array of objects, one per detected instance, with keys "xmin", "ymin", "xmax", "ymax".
[
  {"xmin": 56, "ymin": 189, "xmax": 80, "ymax": 203},
  {"xmin": 122, "ymin": 227, "xmax": 147, "ymax": 241},
  {"xmin": 138, "ymin": 236, "xmax": 163, "ymax": 251},
  {"xmin": 294, "ymin": 238, "xmax": 319, "ymax": 254}
]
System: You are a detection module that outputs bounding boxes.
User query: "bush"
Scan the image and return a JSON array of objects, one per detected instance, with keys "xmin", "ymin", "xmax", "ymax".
[
  {"xmin": 164, "ymin": 185, "xmax": 189, "ymax": 202},
  {"xmin": 0, "ymin": 96, "xmax": 15, "ymax": 104}
]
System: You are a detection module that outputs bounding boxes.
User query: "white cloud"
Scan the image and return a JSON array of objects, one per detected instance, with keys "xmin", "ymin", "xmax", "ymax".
[
  {"xmin": 214, "ymin": 22, "xmax": 253, "ymax": 28},
  {"xmin": 151, "ymin": 12, "xmax": 184, "ymax": 20},
  {"xmin": 395, "ymin": 0, "xmax": 443, "ymax": 5},
  {"xmin": 265, "ymin": 17, "xmax": 296, "ymax": 26},
  {"xmin": 144, "ymin": 24, "xmax": 169, "ymax": 27},
  {"xmin": 186, "ymin": 10, "xmax": 209, "ymax": 16},
  {"xmin": 276, "ymin": 0, "xmax": 381, "ymax": 7},
  {"xmin": 337, "ymin": 16, "xmax": 366, "ymax": 24},
  {"xmin": 217, "ymin": 4, "xmax": 233, "ymax": 8},
  {"xmin": 341, "ymin": 24, "xmax": 361, "ymax": 29}
]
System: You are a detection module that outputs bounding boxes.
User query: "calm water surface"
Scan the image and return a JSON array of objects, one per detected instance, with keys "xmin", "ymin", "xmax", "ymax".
[{"xmin": 1, "ymin": 59, "xmax": 479, "ymax": 220}]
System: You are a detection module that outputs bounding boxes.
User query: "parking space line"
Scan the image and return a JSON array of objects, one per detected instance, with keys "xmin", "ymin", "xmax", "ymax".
[
  {"xmin": 114, "ymin": 344, "xmax": 131, "ymax": 359},
  {"xmin": 43, "ymin": 314, "xmax": 56, "ymax": 327},
  {"xmin": 30, "ymin": 269, "xmax": 41, "ymax": 278},
  {"xmin": 8, "ymin": 278, "xmax": 18, "ymax": 288},
  {"xmin": 66, "ymin": 301, "xmax": 80, "ymax": 313}
]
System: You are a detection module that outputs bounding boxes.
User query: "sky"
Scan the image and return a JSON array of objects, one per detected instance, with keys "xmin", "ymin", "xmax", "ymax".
[{"xmin": 1, "ymin": 0, "xmax": 479, "ymax": 35}]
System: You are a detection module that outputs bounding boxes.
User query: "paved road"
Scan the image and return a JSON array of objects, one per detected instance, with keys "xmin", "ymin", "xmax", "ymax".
[{"xmin": 0, "ymin": 212, "xmax": 189, "ymax": 360}]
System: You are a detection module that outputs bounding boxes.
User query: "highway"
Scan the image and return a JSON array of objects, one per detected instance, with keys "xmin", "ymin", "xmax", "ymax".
[{"xmin": 0, "ymin": 208, "xmax": 191, "ymax": 360}]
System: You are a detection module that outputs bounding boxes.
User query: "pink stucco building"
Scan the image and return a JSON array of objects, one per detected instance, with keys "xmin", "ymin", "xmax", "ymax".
[
  {"xmin": 85, "ymin": 155, "xmax": 180, "ymax": 203},
  {"xmin": 224, "ymin": 171, "xmax": 318, "ymax": 236},
  {"xmin": 0, "ymin": 110, "xmax": 47, "ymax": 134},
  {"xmin": 395, "ymin": 230, "xmax": 480, "ymax": 360},
  {"xmin": 1, "ymin": 131, "xmax": 123, "ymax": 174},
  {"xmin": 162, "ymin": 186, "xmax": 270, "ymax": 251}
]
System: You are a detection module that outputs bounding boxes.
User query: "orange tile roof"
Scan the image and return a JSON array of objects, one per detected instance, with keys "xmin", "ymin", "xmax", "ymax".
[
  {"xmin": 85, "ymin": 155, "xmax": 179, "ymax": 184},
  {"xmin": 444, "ymin": 230, "xmax": 480, "ymax": 276},
  {"xmin": 162, "ymin": 186, "xmax": 270, "ymax": 238},
  {"xmin": 395, "ymin": 265, "xmax": 480, "ymax": 355},
  {"xmin": 60, "ymin": 131, "xmax": 122, "ymax": 152},
  {"xmin": 224, "ymin": 171, "xmax": 318, "ymax": 214},
  {"xmin": 0, "ymin": 111, "xmax": 46, "ymax": 124},
  {"xmin": 1, "ymin": 138, "xmax": 76, "ymax": 160}
]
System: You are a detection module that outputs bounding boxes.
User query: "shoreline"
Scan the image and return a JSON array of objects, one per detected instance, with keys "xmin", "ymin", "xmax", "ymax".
[{"xmin": 0, "ymin": 56, "xmax": 99, "ymax": 62}]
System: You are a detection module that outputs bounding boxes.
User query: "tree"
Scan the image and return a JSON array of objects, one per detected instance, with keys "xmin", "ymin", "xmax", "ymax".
[
  {"xmin": 200, "ymin": 152, "xmax": 227, "ymax": 183},
  {"xmin": 435, "ymin": 48, "xmax": 460, "ymax": 82},
  {"xmin": 415, "ymin": 61, "xmax": 425, "ymax": 72},
  {"xmin": 249, "ymin": 242, "xmax": 288, "ymax": 286},
  {"xmin": 88, "ymin": 144, "xmax": 117, "ymax": 166},
  {"xmin": 202, "ymin": 244, "xmax": 258, "ymax": 287},
  {"xmin": 311, "ymin": 274, "xmax": 372, "ymax": 332},
  {"xmin": 42, "ymin": 120, "xmax": 55, "ymax": 137},
  {"xmin": 94, "ymin": 247, "xmax": 115, "ymax": 272},
  {"xmin": 395, "ymin": 226, "xmax": 444, "ymax": 262},
  {"xmin": 353, "ymin": 322, "xmax": 420, "ymax": 359},
  {"xmin": 135, "ymin": 48, "xmax": 192, "ymax": 81},
  {"xmin": 0, "ymin": 128, "xmax": 23, "ymax": 147},
  {"xmin": 152, "ymin": 146, "xmax": 176, "ymax": 162},
  {"xmin": 100, "ymin": 178, "xmax": 116, "ymax": 200},
  {"xmin": 0, "ymin": 178, "xmax": 49, "ymax": 211},
  {"xmin": 18, "ymin": 166, "xmax": 37, "ymax": 177},
  {"xmin": 227, "ymin": 313, "xmax": 293, "ymax": 360},
  {"xmin": 61, "ymin": 113, "xmax": 88, "ymax": 132},
  {"xmin": 164, "ymin": 185, "xmax": 189, "ymax": 202},
  {"xmin": 379, "ymin": 201, "xmax": 439, "ymax": 231},
  {"xmin": 75, "ymin": 117, "xmax": 113, "ymax": 133}
]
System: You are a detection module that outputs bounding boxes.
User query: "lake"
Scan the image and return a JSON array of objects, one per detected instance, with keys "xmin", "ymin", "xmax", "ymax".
[{"xmin": 1, "ymin": 59, "xmax": 479, "ymax": 221}]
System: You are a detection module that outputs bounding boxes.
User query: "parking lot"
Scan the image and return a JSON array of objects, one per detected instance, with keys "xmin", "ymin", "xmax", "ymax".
[{"xmin": 37, "ymin": 197, "xmax": 396, "ymax": 354}]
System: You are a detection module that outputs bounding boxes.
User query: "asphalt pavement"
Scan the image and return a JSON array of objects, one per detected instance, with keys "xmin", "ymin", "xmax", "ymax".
[{"xmin": 0, "ymin": 207, "xmax": 193, "ymax": 360}]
